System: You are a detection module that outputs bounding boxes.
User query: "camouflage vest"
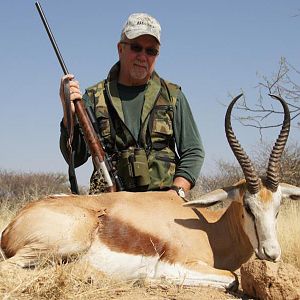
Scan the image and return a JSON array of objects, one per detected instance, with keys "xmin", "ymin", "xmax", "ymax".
[{"xmin": 84, "ymin": 63, "xmax": 181, "ymax": 193}]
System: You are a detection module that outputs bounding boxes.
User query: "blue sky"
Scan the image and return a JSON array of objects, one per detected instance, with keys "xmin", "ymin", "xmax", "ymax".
[{"xmin": 0, "ymin": 1, "xmax": 299, "ymax": 187}]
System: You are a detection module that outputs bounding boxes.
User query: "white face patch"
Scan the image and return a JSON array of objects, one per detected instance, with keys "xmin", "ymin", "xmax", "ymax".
[
  {"xmin": 242, "ymin": 189, "xmax": 281, "ymax": 261},
  {"xmin": 83, "ymin": 238, "xmax": 236, "ymax": 288}
]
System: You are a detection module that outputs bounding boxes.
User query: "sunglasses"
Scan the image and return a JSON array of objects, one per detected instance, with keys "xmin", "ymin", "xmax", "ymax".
[{"xmin": 121, "ymin": 42, "xmax": 159, "ymax": 57}]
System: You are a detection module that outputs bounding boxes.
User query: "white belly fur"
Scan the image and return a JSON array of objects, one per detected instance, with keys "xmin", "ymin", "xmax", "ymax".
[{"xmin": 83, "ymin": 238, "xmax": 235, "ymax": 288}]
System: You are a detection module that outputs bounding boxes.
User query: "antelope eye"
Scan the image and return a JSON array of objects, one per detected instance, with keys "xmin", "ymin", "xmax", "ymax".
[{"xmin": 275, "ymin": 211, "xmax": 279, "ymax": 218}]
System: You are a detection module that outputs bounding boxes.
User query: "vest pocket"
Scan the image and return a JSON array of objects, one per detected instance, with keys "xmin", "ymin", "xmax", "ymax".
[
  {"xmin": 148, "ymin": 149, "xmax": 176, "ymax": 189},
  {"xmin": 151, "ymin": 105, "xmax": 173, "ymax": 136}
]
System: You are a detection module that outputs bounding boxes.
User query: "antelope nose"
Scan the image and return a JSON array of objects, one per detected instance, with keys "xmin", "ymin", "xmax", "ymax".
[{"xmin": 263, "ymin": 246, "xmax": 281, "ymax": 262}]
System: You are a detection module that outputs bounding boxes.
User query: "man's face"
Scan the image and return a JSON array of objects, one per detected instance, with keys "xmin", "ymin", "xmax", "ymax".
[{"xmin": 118, "ymin": 35, "xmax": 160, "ymax": 86}]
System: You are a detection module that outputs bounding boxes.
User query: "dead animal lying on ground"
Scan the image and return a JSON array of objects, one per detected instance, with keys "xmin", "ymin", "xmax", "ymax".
[{"xmin": 1, "ymin": 94, "xmax": 300, "ymax": 289}]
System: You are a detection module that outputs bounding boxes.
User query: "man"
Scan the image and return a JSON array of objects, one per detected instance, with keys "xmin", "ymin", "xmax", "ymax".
[{"xmin": 60, "ymin": 13, "xmax": 205, "ymax": 197}]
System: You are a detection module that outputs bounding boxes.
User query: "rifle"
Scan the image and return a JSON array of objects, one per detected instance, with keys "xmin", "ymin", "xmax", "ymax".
[{"xmin": 35, "ymin": 1, "xmax": 123, "ymax": 193}]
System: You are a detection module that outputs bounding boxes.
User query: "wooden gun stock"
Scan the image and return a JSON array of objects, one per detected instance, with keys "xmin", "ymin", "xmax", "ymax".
[{"xmin": 74, "ymin": 100, "xmax": 116, "ymax": 192}]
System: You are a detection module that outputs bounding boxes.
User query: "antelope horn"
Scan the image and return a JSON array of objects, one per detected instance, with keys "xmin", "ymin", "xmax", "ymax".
[
  {"xmin": 225, "ymin": 94, "xmax": 260, "ymax": 194},
  {"xmin": 265, "ymin": 94, "xmax": 290, "ymax": 192}
]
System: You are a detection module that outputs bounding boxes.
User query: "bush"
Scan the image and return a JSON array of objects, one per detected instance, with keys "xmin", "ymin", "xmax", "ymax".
[
  {"xmin": 193, "ymin": 142, "xmax": 300, "ymax": 198},
  {"xmin": 0, "ymin": 170, "xmax": 70, "ymax": 210},
  {"xmin": 192, "ymin": 160, "xmax": 243, "ymax": 198},
  {"xmin": 252, "ymin": 142, "xmax": 300, "ymax": 187}
]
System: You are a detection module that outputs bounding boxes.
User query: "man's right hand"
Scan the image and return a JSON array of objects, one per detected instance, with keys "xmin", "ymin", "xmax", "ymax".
[{"xmin": 60, "ymin": 74, "xmax": 82, "ymax": 127}]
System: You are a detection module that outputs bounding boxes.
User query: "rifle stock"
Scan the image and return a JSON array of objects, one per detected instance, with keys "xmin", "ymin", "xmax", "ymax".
[
  {"xmin": 74, "ymin": 100, "xmax": 116, "ymax": 192},
  {"xmin": 35, "ymin": 1, "xmax": 121, "ymax": 193}
]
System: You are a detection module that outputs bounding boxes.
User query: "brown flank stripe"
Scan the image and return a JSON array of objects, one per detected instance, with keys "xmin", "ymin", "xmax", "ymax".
[{"xmin": 98, "ymin": 214, "xmax": 177, "ymax": 263}]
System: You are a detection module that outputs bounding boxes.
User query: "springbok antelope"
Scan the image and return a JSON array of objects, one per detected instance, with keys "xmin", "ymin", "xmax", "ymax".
[{"xmin": 1, "ymin": 95, "xmax": 300, "ymax": 289}]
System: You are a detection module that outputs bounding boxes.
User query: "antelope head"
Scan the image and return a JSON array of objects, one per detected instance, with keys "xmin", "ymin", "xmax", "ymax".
[{"xmin": 185, "ymin": 94, "xmax": 300, "ymax": 262}]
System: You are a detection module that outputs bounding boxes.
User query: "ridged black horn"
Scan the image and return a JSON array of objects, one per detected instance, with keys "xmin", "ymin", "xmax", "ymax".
[
  {"xmin": 265, "ymin": 94, "xmax": 290, "ymax": 192},
  {"xmin": 225, "ymin": 94, "xmax": 260, "ymax": 194}
]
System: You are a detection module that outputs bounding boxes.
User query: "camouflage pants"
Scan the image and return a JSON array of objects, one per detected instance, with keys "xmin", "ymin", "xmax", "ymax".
[{"xmin": 89, "ymin": 169, "xmax": 107, "ymax": 194}]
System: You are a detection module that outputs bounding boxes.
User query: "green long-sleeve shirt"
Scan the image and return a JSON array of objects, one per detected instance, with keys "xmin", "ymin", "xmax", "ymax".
[{"xmin": 60, "ymin": 67, "xmax": 204, "ymax": 189}]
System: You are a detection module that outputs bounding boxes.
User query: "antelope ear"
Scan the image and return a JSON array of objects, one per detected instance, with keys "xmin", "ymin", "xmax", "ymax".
[
  {"xmin": 280, "ymin": 183, "xmax": 300, "ymax": 200},
  {"xmin": 183, "ymin": 187, "xmax": 239, "ymax": 208}
]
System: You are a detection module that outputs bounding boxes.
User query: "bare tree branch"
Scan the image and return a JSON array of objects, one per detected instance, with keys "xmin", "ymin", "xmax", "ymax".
[{"xmin": 235, "ymin": 58, "xmax": 300, "ymax": 134}]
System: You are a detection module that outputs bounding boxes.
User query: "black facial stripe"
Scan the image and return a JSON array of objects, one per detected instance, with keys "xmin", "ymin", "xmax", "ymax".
[
  {"xmin": 253, "ymin": 220, "xmax": 260, "ymax": 251},
  {"xmin": 244, "ymin": 205, "xmax": 255, "ymax": 220},
  {"xmin": 244, "ymin": 204, "xmax": 260, "ymax": 251}
]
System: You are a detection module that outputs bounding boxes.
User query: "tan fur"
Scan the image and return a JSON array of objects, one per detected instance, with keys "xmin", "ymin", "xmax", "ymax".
[
  {"xmin": 258, "ymin": 187, "xmax": 273, "ymax": 203},
  {"xmin": 1, "ymin": 191, "xmax": 252, "ymax": 273}
]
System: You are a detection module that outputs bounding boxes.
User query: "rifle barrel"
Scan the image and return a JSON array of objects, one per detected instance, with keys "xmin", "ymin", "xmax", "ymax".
[
  {"xmin": 35, "ymin": 1, "xmax": 118, "ymax": 192},
  {"xmin": 35, "ymin": 1, "xmax": 69, "ymax": 75}
]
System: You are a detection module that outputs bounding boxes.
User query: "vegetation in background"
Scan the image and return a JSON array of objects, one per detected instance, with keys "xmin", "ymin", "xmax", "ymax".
[
  {"xmin": 192, "ymin": 142, "xmax": 300, "ymax": 196},
  {"xmin": 0, "ymin": 170, "xmax": 71, "ymax": 230},
  {"xmin": 0, "ymin": 170, "xmax": 69, "ymax": 205}
]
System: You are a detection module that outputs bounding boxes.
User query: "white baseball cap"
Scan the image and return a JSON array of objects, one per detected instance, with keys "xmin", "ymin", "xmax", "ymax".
[{"xmin": 121, "ymin": 13, "xmax": 161, "ymax": 44}]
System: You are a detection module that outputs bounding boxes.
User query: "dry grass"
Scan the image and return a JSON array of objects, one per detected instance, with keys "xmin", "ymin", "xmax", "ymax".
[
  {"xmin": 278, "ymin": 199, "xmax": 300, "ymax": 268},
  {"xmin": 0, "ymin": 260, "xmax": 236, "ymax": 300},
  {"xmin": 0, "ymin": 261, "xmax": 129, "ymax": 300}
]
